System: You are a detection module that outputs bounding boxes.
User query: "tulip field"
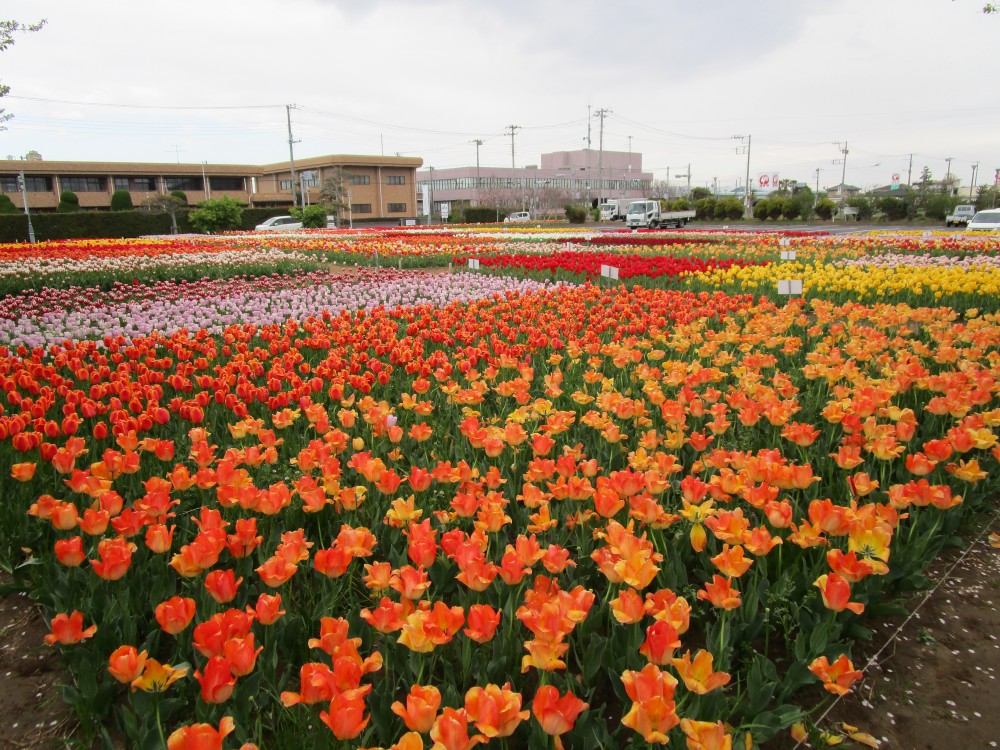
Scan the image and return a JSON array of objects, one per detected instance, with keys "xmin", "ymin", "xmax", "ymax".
[{"xmin": 0, "ymin": 226, "xmax": 998, "ymax": 749}]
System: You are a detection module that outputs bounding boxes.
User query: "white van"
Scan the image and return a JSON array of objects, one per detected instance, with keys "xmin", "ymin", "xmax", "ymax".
[
  {"xmin": 966, "ymin": 208, "xmax": 1000, "ymax": 231},
  {"xmin": 504, "ymin": 211, "xmax": 530, "ymax": 223}
]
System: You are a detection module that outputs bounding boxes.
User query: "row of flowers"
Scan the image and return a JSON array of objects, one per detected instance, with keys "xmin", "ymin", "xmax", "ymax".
[
  {"xmin": 2, "ymin": 282, "xmax": 996, "ymax": 748},
  {"xmin": 0, "ymin": 270, "xmax": 569, "ymax": 351}
]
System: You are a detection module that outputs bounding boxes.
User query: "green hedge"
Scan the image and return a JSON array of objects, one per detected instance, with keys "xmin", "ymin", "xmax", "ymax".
[{"xmin": 0, "ymin": 207, "xmax": 289, "ymax": 242}]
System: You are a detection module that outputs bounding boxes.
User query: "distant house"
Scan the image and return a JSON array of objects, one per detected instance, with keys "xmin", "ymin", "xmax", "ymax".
[{"xmin": 824, "ymin": 183, "xmax": 863, "ymax": 201}]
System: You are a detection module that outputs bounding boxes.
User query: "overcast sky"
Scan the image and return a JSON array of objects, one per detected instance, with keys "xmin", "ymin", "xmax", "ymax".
[{"xmin": 3, "ymin": 0, "xmax": 998, "ymax": 193}]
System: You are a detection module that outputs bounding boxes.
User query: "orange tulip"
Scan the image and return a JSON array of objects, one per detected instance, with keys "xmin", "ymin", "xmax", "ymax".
[
  {"xmin": 391, "ymin": 683, "xmax": 442, "ymax": 734},
  {"xmin": 709, "ymin": 544, "xmax": 753, "ymax": 578},
  {"xmin": 464, "ymin": 604, "xmax": 501, "ymax": 644},
  {"xmin": 430, "ymin": 707, "xmax": 485, "ymax": 750},
  {"xmin": 54, "ymin": 536, "xmax": 86, "ymax": 567},
  {"xmin": 464, "ymin": 682, "xmax": 529, "ymax": 739},
  {"xmin": 679, "ymin": 719, "xmax": 733, "ymax": 750},
  {"xmin": 639, "ymin": 620, "xmax": 681, "ymax": 665},
  {"xmin": 531, "ymin": 685, "xmax": 587, "ymax": 745},
  {"xmin": 255, "ymin": 555, "xmax": 298, "ymax": 587},
  {"xmin": 814, "ymin": 573, "xmax": 865, "ymax": 615},
  {"xmin": 620, "ymin": 663, "xmax": 680, "ymax": 743},
  {"xmin": 10, "ymin": 462, "xmax": 36, "ymax": 481},
  {"xmin": 44, "ymin": 611, "xmax": 97, "ymax": 645},
  {"xmin": 166, "ymin": 717, "xmax": 235, "ymax": 750},
  {"xmin": 131, "ymin": 658, "xmax": 188, "ymax": 692},
  {"xmin": 155, "ymin": 596, "xmax": 197, "ymax": 635},
  {"xmin": 320, "ymin": 686, "xmax": 372, "ymax": 740},
  {"xmin": 107, "ymin": 645, "xmax": 148, "ymax": 684},
  {"xmin": 610, "ymin": 588, "xmax": 646, "ymax": 624},
  {"xmin": 251, "ymin": 593, "xmax": 285, "ymax": 625},
  {"xmin": 671, "ymin": 649, "xmax": 731, "ymax": 695},
  {"xmin": 205, "ymin": 569, "xmax": 243, "ymax": 604},
  {"xmin": 808, "ymin": 653, "xmax": 863, "ymax": 695},
  {"xmin": 280, "ymin": 662, "xmax": 337, "ymax": 706},
  {"xmin": 697, "ymin": 575, "xmax": 742, "ymax": 610},
  {"xmin": 194, "ymin": 655, "xmax": 236, "ymax": 703},
  {"xmin": 224, "ymin": 634, "xmax": 262, "ymax": 677}
]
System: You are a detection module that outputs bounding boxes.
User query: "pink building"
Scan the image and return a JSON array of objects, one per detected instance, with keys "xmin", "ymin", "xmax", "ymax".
[{"xmin": 416, "ymin": 149, "xmax": 653, "ymax": 218}]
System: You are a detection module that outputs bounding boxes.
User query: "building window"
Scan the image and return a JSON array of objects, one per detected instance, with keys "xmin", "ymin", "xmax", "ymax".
[
  {"xmin": 164, "ymin": 176, "xmax": 203, "ymax": 191},
  {"xmin": 351, "ymin": 203, "xmax": 372, "ymax": 214},
  {"xmin": 210, "ymin": 176, "xmax": 246, "ymax": 191},
  {"xmin": 60, "ymin": 176, "xmax": 107, "ymax": 192},
  {"xmin": 348, "ymin": 175, "xmax": 371, "ymax": 186},
  {"xmin": 113, "ymin": 176, "xmax": 157, "ymax": 192},
  {"xmin": 279, "ymin": 180, "xmax": 293, "ymax": 190},
  {"xmin": 386, "ymin": 175, "xmax": 405, "ymax": 185},
  {"xmin": 387, "ymin": 202, "xmax": 406, "ymax": 212},
  {"xmin": 0, "ymin": 174, "xmax": 52, "ymax": 192}
]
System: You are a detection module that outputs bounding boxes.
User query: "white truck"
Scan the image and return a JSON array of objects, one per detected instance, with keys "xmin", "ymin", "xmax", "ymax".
[
  {"xmin": 625, "ymin": 200, "xmax": 696, "ymax": 229},
  {"xmin": 945, "ymin": 204, "xmax": 976, "ymax": 227},
  {"xmin": 598, "ymin": 198, "xmax": 632, "ymax": 221}
]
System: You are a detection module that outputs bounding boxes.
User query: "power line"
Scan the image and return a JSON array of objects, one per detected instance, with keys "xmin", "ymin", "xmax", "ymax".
[{"xmin": 7, "ymin": 95, "xmax": 282, "ymax": 110}]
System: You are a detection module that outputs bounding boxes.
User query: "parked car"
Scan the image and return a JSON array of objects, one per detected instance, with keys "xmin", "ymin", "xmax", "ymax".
[
  {"xmin": 504, "ymin": 211, "xmax": 531, "ymax": 223},
  {"xmin": 945, "ymin": 204, "xmax": 976, "ymax": 227},
  {"xmin": 255, "ymin": 216, "xmax": 302, "ymax": 231},
  {"xmin": 966, "ymin": 208, "xmax": 1000, "ymax": 231}
]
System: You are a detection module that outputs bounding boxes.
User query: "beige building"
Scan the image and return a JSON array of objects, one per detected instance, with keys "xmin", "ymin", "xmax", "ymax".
[{"xmin": 0, "ymin": 154, "xmax": 422, "ymax": 221}]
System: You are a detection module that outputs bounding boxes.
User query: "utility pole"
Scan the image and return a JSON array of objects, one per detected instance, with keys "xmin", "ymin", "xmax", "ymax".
[
  {"xmin": 970, "ymin": 162, "xmax": 979, "ymax": 200},
  {"xmin": 944, "ymin": 157, "xmax": 954, "ymax": 193},
  {"xmin": 666, "ymin": 166, "xmax": 670, "ymax": 198},
  {"xmin": 834, "ymin": 141, "xmax": 849, "ymax": 203},
  {"xmin": 286, "ymin": 104, "xmax": 301, "ymax": 211},
  {"xmin": 907, "ymin": 153, "xmax": 914, "ymax": 188},
  {"xmin": 586, "ymin": 105, "xmax": 592, "ymax": 205},
  {"xmin": 733, "ymin": 135, "xmax": 752, "ymax": 217},
  {"xmin": 202, "ymin": 162, "xmax": 210, "ymax": 201},
  {"xmin": 505, "ymin": 125, "xmax": 519, "ymax": 210},
  {"xmin": 169, "ymin": 145, "xmax": 182, "ymax": 164},
  {"xmin": 472, "ymin": 139, "xmax": 484, "ymax": 205},
  {"xmin": 18, "ymin": 170, "xmax": 36, "ymax": 243},
  {"xmin": 429, "ymin": 166, "xmax": 435, "ymax": 224},
  {"xmin": 594, "ymin": 108, "xmax": 611, "ymax": 205},
  {"xmin": 686, "ymin": 162, "xmax": 691, "ymax": 197},
  {"xmin": 814, "ymin": 167, "xmax": 822, "ymax": 206}
]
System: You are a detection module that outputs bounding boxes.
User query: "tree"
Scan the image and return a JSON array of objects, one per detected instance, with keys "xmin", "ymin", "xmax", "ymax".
[
  {"xmin": 170, "ymin": 190, "xmax": 188, "ymax": 205},
  {"xmin": 753, "ymin": 199, "xmax": 771, "ymax": 221},
  {"xmin": 1, "ymin": 19, "xmax": 46, "ymax": 129},
  {"xmin": 318, "ymin": 169, "xmax": 350, "ymax": 222},
  {"xmin": 57, "ymin": 190, "xmax": 80, "ymax": 213},
  {"xmin": 814, "ymin": 198, "xmax": 837, "ymax": 220},
  {"xmin": 846, "ymin": 196, "xmax": 874, "ymax": 221},
  {"xmin": 0, "ymin": 194, "xmax": 17, "ymax": 213},
  {"xmin": 189, "ymin": 196, "xmax": 243, "ymax": 233},
  {"xmin": 143, "ymin": 194, "xmax": 186, "ymax": 234},
  {"xmin": 110, "ymin": 189, "xmax": 134, "ymax": 211},
  {"xmin": 691, "ymin": 187, "xmax": 712, "ymax": 201}
]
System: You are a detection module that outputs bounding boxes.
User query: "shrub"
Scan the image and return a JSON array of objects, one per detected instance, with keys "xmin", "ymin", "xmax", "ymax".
[
  {"xmin": 715, "ymin": 197, "xmax": 744, "ymax": 220},
  {"xmin": 0, "ymin": 194, "xmax": 17, "ymax": 214},
  {"xmin": 465, "ymin": 206, "xmax": 503, "ymax": 223},
  {"xmin": 922, "ymin": 194, "xmax": 955, "ymax": 222},
  {"xmin": 695, "ymin": 197, "xmax": 716, "ymax": 220},
  {"xmin": 170, "ymin": 190, "xmax": 188, "ymax": 205},
  {"xmin": 767, "ymin": 199, "xmax": 785, "ymax": 220},
  {"xmin": 876, "ymin": 196, "xmax": 909, "ymax": 221},
  {"xmin": 667, "ymin": 197, "xmax": 691, "ymax": 211},
  {"xmin": 291, "ymin": 204, "xmax": 328, "ymax": 229},
  {"xmin": 57, "ymin": 190, "xmax": 80, "ymax": 213},
  {"xmin": 753, "ymin": 199, "xmax": 771, "ymax": 221},
  {"xmin": 846, "ymin": 196, "xmax": 874, "ymax": 221},
  {"xmin": 814, "ymin": 198, "xmax": 837, "ymax": 220},
  {"xmin": 188, "ymin": 196, "xmax": 244, "ymax": 233},
  {"xmin": 564, "ymin": 205, "xmax": 588, "ymax": 224},
  {"xmin": 782, "ymin": 197, "xmax": 801, "ymax": 221},
  {"xmin": 110, "ymin": 190, "xmax": 134, "ymax": 211}
]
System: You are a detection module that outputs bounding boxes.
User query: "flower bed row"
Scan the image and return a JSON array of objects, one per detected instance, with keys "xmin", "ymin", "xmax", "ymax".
[
  {"xmin": 2, "ymin": 284, "xmax": 996, "ymax": 749},
  {"xmin": 0, "ymin": 270, "xmax": 569, "ymax": 351},
  {"xmin": 453, "ymin": 251, "xmax": 764, "ymax": 281}
]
